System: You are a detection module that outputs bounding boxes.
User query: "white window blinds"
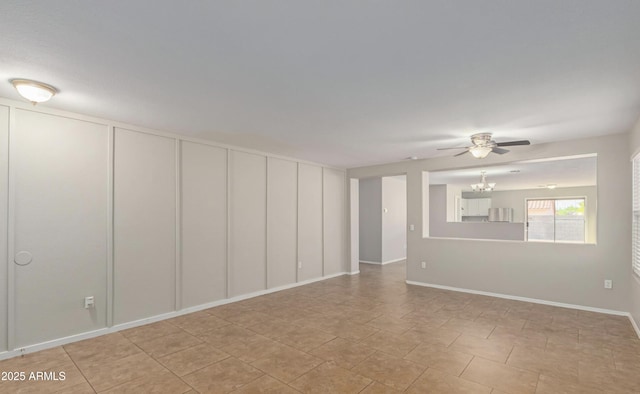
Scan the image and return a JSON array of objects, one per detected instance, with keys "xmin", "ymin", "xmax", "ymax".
[{"xmin": 633, "ymin": 154, "xmax": 640, "ymax": 277}]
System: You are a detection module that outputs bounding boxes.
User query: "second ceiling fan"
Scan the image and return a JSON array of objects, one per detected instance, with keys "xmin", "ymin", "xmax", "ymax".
[{"xmin": 439, "ymin": 133, "xmax": 530, "ymax": 159}]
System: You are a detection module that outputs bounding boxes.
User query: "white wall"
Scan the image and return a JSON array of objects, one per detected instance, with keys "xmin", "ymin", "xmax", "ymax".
[
  {"xmin": 350, "ymin": 134, "xmax": 631, "ymax": 313},
  {"xmin": 359, "ymin": 178, "xmax": 382, "ymax": 262},
  {"xmin": 349, "ymin": 179, "xmax": 360, "ymax": 274},
  {"xmin": 629, "ymin": 115, "xmax": 640, "ymax": 332},
  {"xmin": 298, "ymin": 164, "xmax": 324, "ymax": 280},
  {"xmin": 11, "ymin": 111, "xmax": 109, "ymax": 347},
  {"xmin": 381, "ymin": 176, "xmax": 407, "ymax": 262},
  {"xmin": 114, "ymin": 128, "xmax": 176, "ymax": 324},
  {"xmin": 181, "ymin": 142, "xmax": 228, "ymax": 307},
  {"xmin": 0, "ymin": 98, "xmax": 348, "ymax": 358},
  {"xmin": 229, "ymin": 151, "xmax": 267, "ymax": 296},
  {"xmin": 0, "ymin": 106, "xmax": 9, "ymax": 352},
  {"xmin": 324, "ymin": 168, "xmax": 348, "ymax": 275},
  {"xmin": 267, "ymin": 158, "xmax": 298, "ymax": 288}
]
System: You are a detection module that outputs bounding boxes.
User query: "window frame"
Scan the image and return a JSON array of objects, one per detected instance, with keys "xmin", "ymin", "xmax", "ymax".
[{"xmin": 525, "ymin": 197, "xmax": 587, "ymax": 244}]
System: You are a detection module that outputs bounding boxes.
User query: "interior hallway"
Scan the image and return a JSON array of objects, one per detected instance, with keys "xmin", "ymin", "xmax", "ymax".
[{"xmin": 0, "ymin": 261, "xmax": 639, "ymax": 393}]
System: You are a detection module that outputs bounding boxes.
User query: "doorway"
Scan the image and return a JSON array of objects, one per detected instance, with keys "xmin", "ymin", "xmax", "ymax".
[{"xmin": 357, "ymin": 175, "xmax": 407, "ymax": 265}]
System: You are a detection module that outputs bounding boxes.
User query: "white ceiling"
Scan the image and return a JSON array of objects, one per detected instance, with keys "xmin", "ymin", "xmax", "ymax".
[
  {"xmin": 428, "ymin": 155, "xmax": 597, "ymax": 191},
  {"xmin": 1, "ymin": 1, "xmax": 640, "ymax": 168}
]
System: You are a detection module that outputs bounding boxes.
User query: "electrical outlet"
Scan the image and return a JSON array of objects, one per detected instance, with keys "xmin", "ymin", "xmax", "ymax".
[
  {"xmin": 604, "ymin": 280, "xmax": 613, "ymax": 289},
  {"xmin": 84, "ymin": 296, "xmax": 95, "ymax": 309},
  {"xmin": 298, "ymin": 261, "xmax": 302, "ymax": 269},
  {"xmin": 409, "ymin": 224, "xmax": 415, "ymax": 231},
  {"xmin": 421, "ymin": 261, "xmax": 426, "ymax": 269}
]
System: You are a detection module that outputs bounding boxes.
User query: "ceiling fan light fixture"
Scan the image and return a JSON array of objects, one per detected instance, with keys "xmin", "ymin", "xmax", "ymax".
[
  {"xmin": 469, "ymin": 146, "xmax": 492, "ymax": 159},
  {"xmin": 11, "ymin": 79, "xmax": 57, "ymax": 104}
]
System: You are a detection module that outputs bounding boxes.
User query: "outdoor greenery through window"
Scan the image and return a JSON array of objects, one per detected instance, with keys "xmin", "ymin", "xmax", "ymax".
[{"xmin": 526, "ymin": 198, "xmax": 585, "ymax": 243}]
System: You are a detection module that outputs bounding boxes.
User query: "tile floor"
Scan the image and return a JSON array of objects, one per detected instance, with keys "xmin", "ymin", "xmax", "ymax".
[{"xmin": 1, "ymin": 261, "xmax": 639, "ymax": 393}]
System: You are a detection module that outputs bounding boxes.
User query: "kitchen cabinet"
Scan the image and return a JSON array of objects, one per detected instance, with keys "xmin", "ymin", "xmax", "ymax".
[{"xmin": 461, "ymin": 198, "xmax": 491, "ymax": 216}]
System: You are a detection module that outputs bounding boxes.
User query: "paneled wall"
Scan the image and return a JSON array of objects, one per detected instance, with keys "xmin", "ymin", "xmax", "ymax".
[
  {"xmin": 229, "ymin": 151, "xmax": 267, "ymax": 297},
  {"xmin": 12, "ymin": 111, "xmax": 109, "ymax": 347},
  {"xmin": 114, "ymin": 128, "xmax": 177, "ymax": 324},
  {"xmin": 267, "ymin": 158, "xmax": 298, "ymax": 288},
  {"xmin": 0, "ymin": 101, "xmax": 347, "ymax": 356},
  {"xmin": 181, "ymin": 142, "xmax": 228, "ymax": 307},
  {"xmin": 298, "ymin": 164, "xmax": 324, "ymax": 281},
  {"xmin": 0, "ymin": 106, "xmax": 10, "ymax": 352},
  {"xmin": 323, "ymin": 168, "xmax": 347, "ymax": 275}
]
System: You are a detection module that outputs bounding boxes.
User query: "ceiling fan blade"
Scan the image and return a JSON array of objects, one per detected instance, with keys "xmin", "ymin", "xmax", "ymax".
[
  {"xmin": 492, "ymin": 147, "xmax": 509, "ymax": 155},
  {"xmin": 496, "ymin": 140, "xmax": 530, "ymax": 147},
  {"xmin": 453, "ymin": 150, "xmax": 469, "ymax": 157},
  {"xmin": 437, "ymin": 146, "xmax": 470, "ymax": 150}
]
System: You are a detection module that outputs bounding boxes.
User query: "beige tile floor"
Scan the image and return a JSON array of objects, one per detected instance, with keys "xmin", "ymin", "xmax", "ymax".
[{"xmin": 1, "ymin": 261, "xmax": 640, "ymax": 393}]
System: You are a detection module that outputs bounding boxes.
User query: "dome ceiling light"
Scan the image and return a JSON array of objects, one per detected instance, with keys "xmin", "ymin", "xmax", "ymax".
[{"xmin": 10, "ymin": 79, "xmax": 57, "ymax": 104}]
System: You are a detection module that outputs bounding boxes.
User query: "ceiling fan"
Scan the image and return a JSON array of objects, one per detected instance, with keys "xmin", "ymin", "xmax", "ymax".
[{"xmin": 438, "ymin": 133, "xmax": 530, "ymax": 159}]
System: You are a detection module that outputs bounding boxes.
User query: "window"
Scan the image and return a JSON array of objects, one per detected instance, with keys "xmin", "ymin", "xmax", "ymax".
[
  {"xmin": 526, "ymin": 198, "xmax": 585, "ymax": 243},
  {"xmin": 633, "ymin": 155, "xmax": 640, "ymax": 276}
]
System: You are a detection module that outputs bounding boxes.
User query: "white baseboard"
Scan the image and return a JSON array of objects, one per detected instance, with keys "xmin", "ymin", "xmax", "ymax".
[
  {"xmin": 406, "ymin": 280, "xmax": 639, "ymax": 339},
  {"xmin": 381, "ymin": 258, "xmax": 406, "ymax": 265},
  {"xmin": 0, "ymin": 271, "xmax": 349, "ymax": 361},
  {"xmin": 630, "ymin": 314, "xmax": 640, "ymax": 339},
  {"xmin": 360, "ymin": 257, "xmax": 406, "ymax": 265},
  {"xmin": 348, "ymin": 270, "xmax": 360, "ymax": 275}
]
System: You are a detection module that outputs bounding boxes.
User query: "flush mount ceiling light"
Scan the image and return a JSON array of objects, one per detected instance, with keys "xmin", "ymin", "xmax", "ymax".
[
  {"xmin": 470, "ymin": 171, "xmax": 495, "ymax": 193},
  {"xmin": 546, "ymin": 184, "xmax": 557, "ymax": 189},
  {"xmin": 10, "ymin": 79, "xmax": 57, "ymax": 104}
]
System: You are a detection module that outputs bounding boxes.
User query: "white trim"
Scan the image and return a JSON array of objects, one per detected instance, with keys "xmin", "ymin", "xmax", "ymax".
[
  {"xmin": 406, "ymin": 280, "xmax": 638, "ymax": 335},
  {"xmin": 225, "ymin": 149, "xmax": 231, "ymax": 299},
  {"xmin": 175, "ymin": 139, "xmax": 182, "ymax": 311},
  {"xmin": 0, "ymin": 105, "xmax": 9, "ymax": 352},
  {"xmin": 424, "ymin": 236, "xmax": 596, "ymax": 246},
  {"xmin": 629, "ymin": 314, "xmax": 640, "ymax": 339},
  {"xmin": 0, "ymin": 270, "xmax": 350, "ymax": 361},
  {"xmin": 6, "ymin": 106, "xmax": 16, "ymax": 351},
  {"xmin": 360, "ymin": 258, "xmax": 406, "ymax": 265},
  {"xmin": 524, "ymin": 196, "xmax": 588, "ymax": 243},
  {"xmin": 321, "ymin": 168, "xmax": 325, "ymax": 277},
  {"xmin": 106, "ymin": 126, "xmax": 114, "ymax": 328},
  {"xmin": 381, "ymin": 257, "xmax": 406, "ymax": 265},
  {"xmin": 348, "ymin": 270, "xmax": 360, "ymax": 275}
]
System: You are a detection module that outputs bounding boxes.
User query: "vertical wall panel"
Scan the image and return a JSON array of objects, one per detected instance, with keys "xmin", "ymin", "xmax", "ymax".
[
  {"xmin": 229, "ymin": 151, "xmax": 266, "ymax": 296},
  {"xmin": 0, "ymin": 106, "xmax": 9, "ymax": 351},
  {"xmin": 267, "ymin": 158, "xmax": 297, "ymax": 288},
  {"xmin": 12, "ymin": 110, "xmax": 109, "ymax": 347},
  {"xmin": 298, "ymin": 163, "xmax": 323, "ymax": 281},
  {"xmin": 349, "ymin": 178, "xmax": 360, "ymax": 274},
  {"xmin": 181, "ymin": 142, "xmax": 227, "ymax": 307},
  {"xmin": 323, "ymin": 168, "xmax": 346, "ymax": 275},
  {"xmin": 114, "ymin": 128, "xmax": 176, "ymax": 324}
]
